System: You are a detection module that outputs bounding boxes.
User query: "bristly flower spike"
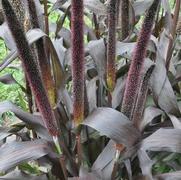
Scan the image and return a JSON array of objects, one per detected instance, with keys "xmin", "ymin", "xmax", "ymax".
[
  {"xmin": 2, "ymin": 0, "xmax": 58, "ymax": 136},
  {"xmin": 9, "ymin": 0, "xmax": 26, "ymax": 28},
  {"xmin": 27, "ymin": 0, "xmax": 56, "ymax": 107},
  {"xmin": 121, "ymin": 0, "xmax": 160, "ymax": 119},
  {"xmin": 132, "ymin": 65, "xmax": 155, "ymax": 129},
  {"xmin": 120, "ymin": 0, "xmax": 129, "ymax": 40},
  {"xmin": 71, "ymin": 0, "xmax": 85, "ymax": 127},
  {"xmin": 106, "ymin": 0, "xmax": 117, "ymax": 92}
]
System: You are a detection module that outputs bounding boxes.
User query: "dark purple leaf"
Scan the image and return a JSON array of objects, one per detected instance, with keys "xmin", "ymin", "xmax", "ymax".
[
  {"xmin": 116, "ymin": 42, "xmax": 135, "ymax": 59},
  {"xmin": 87, "ymin": 39, "xmax": 106, "ymax": 84},
  {"xmin": 87, "ymin": 77, "xmax": 98, "ymax": 113},
  {"xmin": 116, "ymin": 41, "xmax": 156, "ymax": 59},
  {"xmin": 52, "ymin": 38, "xmax": 66, "ymax": 66},
  {"xmin": 51, "ymin": 0, "xmax": 67, "ymax": 11},
  {"xmin": 1, "ymin": 28, "xmax": 65, "ymax": 92},
  {"xmin": 141, "ymin": 128, "xmax": 181, "ymax": 153},
  {"xmin": 150, "ymin": 30, "xmax": 180, "ymax": 116},
  {"xmin": 140, "ymin": 107, "xmax": 163, "ymax": 131},
  {"xmin": 0, "ymin": 169, "xmax": 48, "ymax": 180},
  {"xmin": 84, "ymin": 24, "xmax": 97, "ymax": 41},
  {"xmin": 0, "ymin": 74, "xmax": 17, "ymax": 84},
  {"xmin": 0, "ymin": 140, "xmax": 52, "ymax": 171},
  {"xmin": 154, "ymin": 171, "xmax": 181, "ymax": 180},
  {"xmin": 0, "ymin": 50, "xmax": 18, "ymax": 72},
  {"xmin": 0, "ymin": 74, "xmax": 26, "ymax": 93},
  {"xmin": 124, "ymin": 159, "xmax": 132, "ymax": 180},
  {"xmin": 133, "ymin": 0, "xmax": 153, "ymax": 16},
  {"xmin": 138, "ymin": 150, "xmax": 154, "ymax": 179},
  {"xmin": 112, "ymin": 76, "xmax": 126, "ymax": 109},
  {"xmin": 84, "ymin": 0, "xmax": 107, "ymax": 15},
  {"xmin": 0, "ymin": 22, "xmax": 16, "ymax": 49},
  {"xmin": 82, "ymin": 108, "xmax": 141, "ymax": 146},
  {"xmin": 57, "ymin": 27, "xmax": 71, "ymax": 47},
  {"xmin": 0, "ymin": 28, "xmax": 47, "ymax": 72},
  {"xmin": 168, "ymin": 114, "xmax": 181, "ymax": 129},
  {"xmin": 0, "ymin": 127, "xmax": 12, "ymax": 142},
  {"xmin": 0, "ymin": 101, "xmax": 52, "ymax": 141},
  {"xmin": 161, "ymin": 0, "xmax": 172, "ymax": 33},
  {"xmin": 92, "ymin": 140, "xmax": 115, "ymax": 180}
]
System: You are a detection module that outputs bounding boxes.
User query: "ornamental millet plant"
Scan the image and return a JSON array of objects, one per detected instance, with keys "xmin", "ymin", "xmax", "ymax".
[
  {"xmin": 71, "ymin": 0, "xmax": 85, "ymax": 127},
  {"xmin": 2, "ymin": 0, "xmax": 58, "ymax": 136},
  {"xmin": 27, "ymin": 0, "xmax": 56, "ymax": 107},
  {"xmin": 121, "ymin": 0, "xmax": 160, "ymax": 119},
  {"xmin": 106, "ymin": 0, "xmax": 117, "ymax": 92}
]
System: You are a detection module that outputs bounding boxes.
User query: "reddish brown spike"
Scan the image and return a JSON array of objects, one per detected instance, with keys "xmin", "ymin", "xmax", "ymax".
[
  {"xmin": 120, "ymin": 0, "xmax": 129, "ymax": 40},
  {"xmin": 9, "ymin": 0, "xmax": 26, "ymax": 28},
  {"xmin": 121, "ymin": 0, "xmax": 160, "ymax": 119},
  {"xmin": 71, "ymin": 0, "xmax": 85, "ymax": 127},
  {"xmin": 27, "ymin": 0, "xmax": 39, "ymax": 28},
  {"xmin": 27, "ymin": 0, "xmax": 56, "ymax": 107},
  {"xmin": 132, "ymin": 65, "xmax": 155, "ymax": 129},
  {"xmin": 106, "ymin": 0, "xmax": 117, "ymax": 92},
  {"xmin": 2, "ymin": 0, "xmax": 58, "ymax": 136}
]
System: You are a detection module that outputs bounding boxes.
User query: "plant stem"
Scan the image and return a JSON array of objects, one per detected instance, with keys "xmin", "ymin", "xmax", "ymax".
[
  {"xmin": 59, "ymin": 156, "xmax": 68, "ymax": 180},
  {"xmin": 55, "ymin": 5, "xmax": 71, "ymax": 39},
  {"xmin": 43, "ymin": 0, "xmax": 49, "ymax": 36},
  {"xmin": 53, "ymin": 136, "xmax": 68, "ymax": 179},
  {"xmin": 108, "ymin": 91, "xmax": 112, "ymax": 107},
  {"xmin": 111, "ymin": 146, "xmax": 125, "ymax": 180},
  {"xmin": 25, "ymin": 76, "xmax": 33, "ymax": 113}
]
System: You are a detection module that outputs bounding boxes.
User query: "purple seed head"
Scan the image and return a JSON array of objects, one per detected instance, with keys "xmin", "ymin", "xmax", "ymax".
[
  {"xmin": 9, "ymin": 0, "xmax": 26, "ymax": 28},
  {"xmin": 120, "ymin": 0, "xmax": 129, "ymax": 40},
  {"xmin": 71, "ymin": 0, "xmax": 85, "ymax": 126},
  {"xmin": 132, "ymin": 65, "xmax": 155, "ymax": 129},
  {"xmin": 106, "ymin": 0, "xmax": 117, "ymax": 92},
  {"xmin": 27, "ymin": 0, "xmax": 40, "ymax": 28},
  {"xmin": 121, "ymin": 0, "xmax": 160, "ymax": 119},
  {"xmin": 2, "ymin": 0, "xmax": 58, "ymax": 136},
  {"xmin": 27, "ymin": 0, "xmax": 56, "ymax": 107}
]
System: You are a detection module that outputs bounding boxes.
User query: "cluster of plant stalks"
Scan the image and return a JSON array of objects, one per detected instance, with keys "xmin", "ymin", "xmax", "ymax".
[{"xmin": 0, "ymin": 0, "xmax": 180, "ymax": 179}]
